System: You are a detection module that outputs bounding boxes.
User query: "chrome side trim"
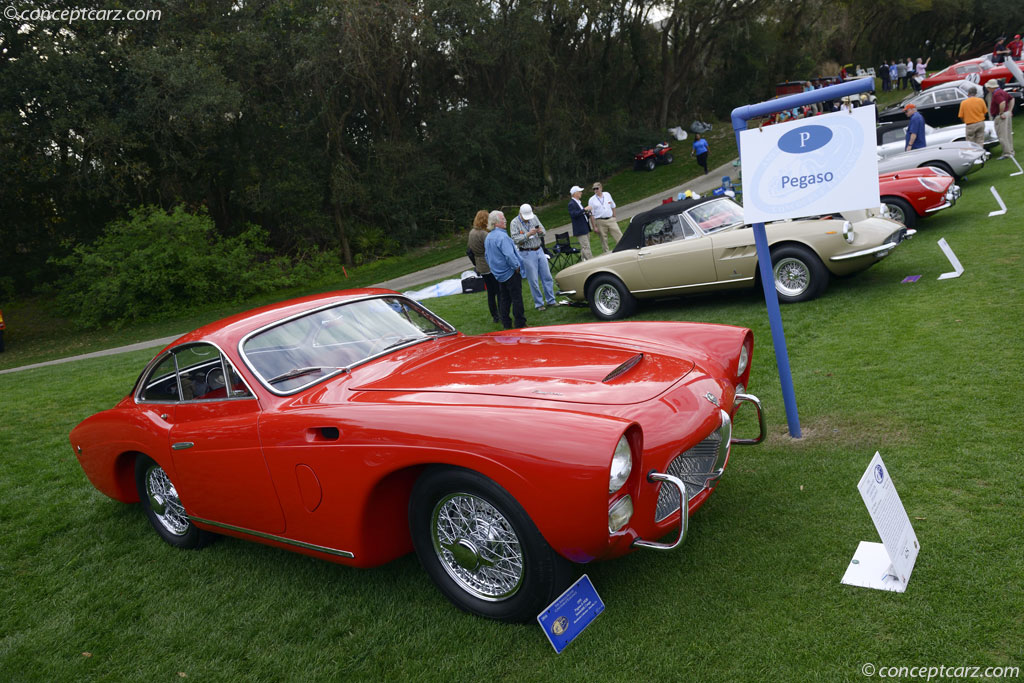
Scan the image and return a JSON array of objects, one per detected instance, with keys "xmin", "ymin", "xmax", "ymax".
[
  {"xmin": 189, "ymin": 516, "xmax": 356, "ymax": 559},
  {"xmin": 632, "ymin": 472, "xmax": 688, "ymax": 551},
  {"xmin": 924, "ymin": 201, "xmax": 952, "ymax": 213},
  {"xmin": 556, "ymin": 289, "xmax": 578, "ymax": 296},
  {"xmin": 627, "ymin": 276, "xmax": 755, "ymax": 296},
  {"xmin": 731, "ymin": 393, "xmax": 765, "ymax": 445},
  {"xmin": 171, "ymin": 442, "xmax": 194, "ymax": 450}
]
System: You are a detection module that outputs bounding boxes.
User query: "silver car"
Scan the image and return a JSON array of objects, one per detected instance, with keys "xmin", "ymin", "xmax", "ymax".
[
  {"xmin": 877, "ymin": 120, "xmax": 997, "ymax": 159},
  {"xmin": 876, "ymin": 141, "xmax": 988, "ymax": 179}
]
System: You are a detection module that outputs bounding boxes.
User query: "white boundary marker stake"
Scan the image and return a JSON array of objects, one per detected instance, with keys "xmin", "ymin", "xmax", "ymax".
[
  {"xmin": 988, "ymin": 186, "xmax": 1007, "ymax": 217},
  {"xmin": 1009, "ymin": 156, "xmax": 1023, "ymax": 177},
  {"xmin": 937, "ymin": 238, "xmax": 964, "ymax": 280}
]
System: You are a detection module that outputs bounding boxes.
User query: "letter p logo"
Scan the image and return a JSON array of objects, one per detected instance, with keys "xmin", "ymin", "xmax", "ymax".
[{"xmin": 799, "ymin": 132, "xmax": 811, "ymax": 148}]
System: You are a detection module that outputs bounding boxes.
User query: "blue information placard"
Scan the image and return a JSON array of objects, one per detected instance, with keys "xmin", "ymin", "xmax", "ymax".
[{"xmin": 536, "ymin": 574, "xmax": 605, "ymax": 654}]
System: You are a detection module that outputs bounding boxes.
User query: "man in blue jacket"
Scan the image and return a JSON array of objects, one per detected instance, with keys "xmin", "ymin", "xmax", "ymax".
[
  {"xmin": 567, "ymin": 185, "xmax": 593, "ymax": 260},
  {"xmin": 484, "ymin": 210, "xmax": 527, "ymax": 329},
  {"xmin": 904, "ymin": 103, "xmax": 926, "ymax": 150}
]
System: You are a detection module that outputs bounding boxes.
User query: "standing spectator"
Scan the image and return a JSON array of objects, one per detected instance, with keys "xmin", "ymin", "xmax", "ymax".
[
  {"xmin": 839, "ymin": 97, "xmax": 854, "ymax": 114},
  {"xmin": 957, "ymin": 85, "xmax": 988, "ymax": 147},
  {"xmin": 691, "ymin": 133, "xmax": 710, "ymax": 174},
  {"xmin": 992, "ymin": 37, "xmax": 1010, "ymax": 64},
  {"xmin": 915, "ymin": 57, "xmax": 930, "ymax": 81},
  {"xmin": 567, "ymin": 185, "xmax": 593, "ymax": 261},
  {"xmin": 1008, "ymin": 34, "xmax": 1023, "ymax": 61},
  {"xmin": 509, "ymin": 203, "xmax": 556, "ymax": 312},
  {"xmin": 587, "ymin": 183, "xmax": 622, "ymax": 254},
  {"xmin": 483, "ymin": 210, "xmax": 526, "ymax": 329},
  {"xmin": 907, "ymin": 58, "xmax": 920, "ymax": 91},
  {"xmin": 985, "ymin": 79, "xmax": 1015, "ymax": 158},
  {"xmin": 896, "ymin": 59, "xmax": 908, "ymax": 89},
  {"xmin": 879, "ymin": 59, "xmax": 891, "ymax": 91},
  {"xmin": 467, "ymin": 209, "xmax": 499, "ymax": 324},
  {"xmin": 889, "ymin": 60, "xmax": 899, "ymax": 90},
  {"xmin": 904, "ymin": 103, "xmax": 926, "ymax": 150}
]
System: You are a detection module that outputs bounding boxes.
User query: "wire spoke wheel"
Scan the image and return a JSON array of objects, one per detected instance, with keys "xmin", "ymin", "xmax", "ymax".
[
  {"xmin": 431, "ymin": 493, "xmax": 524, "ymax": 601},
  {"xmin": 593, "ymin": 282, "xmax": 622, "ymax": 318},
  {"xmin": 774, "ymin": 257, "xmax": 811, "ymax": 298},
  {"xmin": 144, "ymin": 464, "xmax": 190, "ymax": 536}
]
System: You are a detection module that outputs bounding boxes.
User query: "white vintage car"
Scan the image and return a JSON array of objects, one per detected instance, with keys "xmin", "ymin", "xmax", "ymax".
[{"xmin": 876, "ymin": 120, "xmax": 997, "ymax": 159}]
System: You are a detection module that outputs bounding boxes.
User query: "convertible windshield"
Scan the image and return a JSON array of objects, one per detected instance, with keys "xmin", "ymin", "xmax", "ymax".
[
  {"xmin": 686, "ymin": 198, "xmax": 746, "ymax": 233},
  {"xmin": 242, "ymin": 296, "xmax": 455, "ymax": 393}
]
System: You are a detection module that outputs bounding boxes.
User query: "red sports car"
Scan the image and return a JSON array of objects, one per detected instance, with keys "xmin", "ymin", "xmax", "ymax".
[
  {"xmin": 70, "ymin": 290, "xmax": 764, "ymax": 621},
  {"xmin": 920, "ymin": 57, "xmax": 1024, "ymax": 89},
  {"xmin": 878, "ymin": 167, "xmax": 961, "ymax": 228}
]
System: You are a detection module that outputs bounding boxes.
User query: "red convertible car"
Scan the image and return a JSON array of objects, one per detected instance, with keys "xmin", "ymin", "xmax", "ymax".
[
  {"xmin": 70, "ymin": 290, "xmax": 764, "ymax": 621},
  {"xmin": 878, "ymin": 167, "xmax": 961, "ymax": 228}
]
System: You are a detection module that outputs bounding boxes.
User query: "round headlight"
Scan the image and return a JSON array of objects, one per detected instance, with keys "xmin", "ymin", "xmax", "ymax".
[
  {"xmin": 737, "ymin": 343, "xmax": 749, "ymax": 377},
  {"xmin": 609, "ymin": 435, "xmax": 633, "ymax": 494}
]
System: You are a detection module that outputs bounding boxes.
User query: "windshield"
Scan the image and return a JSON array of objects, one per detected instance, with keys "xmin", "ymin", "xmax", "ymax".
[
  {"xmin": 686, "ymin": 198, "xmax": 746, "ymax": 233},
  {"xmin": 242, "ymin": 295, "xmax": 455, "ymax": 394}
]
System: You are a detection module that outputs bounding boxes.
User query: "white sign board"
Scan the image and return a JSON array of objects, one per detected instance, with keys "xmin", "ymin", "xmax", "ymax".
[
  {"xmin": 740, "ymin": 106, "xmax": 880, "ymax": 224},
  {"xmin": 842, "ymin": 452, "xmax": 920, "ymax": 592}
]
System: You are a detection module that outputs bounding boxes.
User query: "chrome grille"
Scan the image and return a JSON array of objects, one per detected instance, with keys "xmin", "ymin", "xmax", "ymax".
[{"xmin": 654, "ymin": 431, "xmax": 723, "ymax": 522}]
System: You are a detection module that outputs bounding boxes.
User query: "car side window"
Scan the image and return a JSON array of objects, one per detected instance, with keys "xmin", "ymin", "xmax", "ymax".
[
  {"xmin": 671, "ymin": 214, "xmax": 697, "ymax": 239},
  {"xmin": 933, "ymin": 89, "xmax": 957, "ymax": 103},
  {"xmin": 175, "ymin": 344, "xmax": 254, "ymax": 401},
  {"xmin": 140, "ymin": 354, "xmax": 180, "ymax": 402},
  {"xmin": 642, "ymin": 218, "xmax": 675, "ymax": 246},
  {"xmin": 882, "ymin": 129, "xmax": 904, "ymax": 144}
]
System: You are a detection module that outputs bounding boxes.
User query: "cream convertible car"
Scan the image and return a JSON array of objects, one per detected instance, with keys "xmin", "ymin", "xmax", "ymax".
[{"xmin": 555, "ymin": 196, "xmax": 914, "ymax": 320}]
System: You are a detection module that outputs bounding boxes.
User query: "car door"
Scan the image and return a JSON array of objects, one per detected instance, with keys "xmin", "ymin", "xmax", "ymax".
[
  {"xmin": 930, "ymin": 89, "xmax": 961, "ymax": 126},
  {"xmin": 635, "ymin": 214, "xmax": 718, "ymax": 292},
  {"xmin": 167, "ymin": 343, "xmax": 287, "ymax": 534}
]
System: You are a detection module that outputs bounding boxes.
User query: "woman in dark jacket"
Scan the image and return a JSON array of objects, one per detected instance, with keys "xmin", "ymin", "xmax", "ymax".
[{"xmin": 467, "ymin": 209, "xmax": 500, "ymax": 323}]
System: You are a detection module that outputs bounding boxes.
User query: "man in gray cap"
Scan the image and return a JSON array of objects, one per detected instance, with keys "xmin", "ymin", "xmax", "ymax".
[
  {"xmin": 509, "ymin": 203, "xmax": 557, "ymax": 311},
  {"xmin": 567, "ymin": 185, "xmax": 593, "ymax": 260},
  {"xmin": 985, "ymin": 79, "xmax": 1015, "ymax": 159}
]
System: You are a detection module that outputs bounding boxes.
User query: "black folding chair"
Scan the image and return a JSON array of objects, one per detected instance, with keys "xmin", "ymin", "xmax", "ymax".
[{"xmin": 550, "ymin": 232, "xmax": 581, "ymax": 271}]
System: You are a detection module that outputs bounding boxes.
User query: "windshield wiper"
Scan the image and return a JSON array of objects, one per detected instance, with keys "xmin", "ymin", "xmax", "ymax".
[
  {"xmin": 268, "ymin": 366, "xmax": 345, "ymax": 385},
  {"xmin": 379, "ymin": 336, "xmax": 428, "ymax": 351}
]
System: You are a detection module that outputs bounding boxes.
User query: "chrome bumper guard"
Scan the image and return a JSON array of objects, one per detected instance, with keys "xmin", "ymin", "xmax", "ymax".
[
  {"xmin": 731, "ymin": 393, "xmax": 766, "ymax": 445},
  {"xmin": 633, "ymin": 472, "xmax": 689, "ymax": 551}
]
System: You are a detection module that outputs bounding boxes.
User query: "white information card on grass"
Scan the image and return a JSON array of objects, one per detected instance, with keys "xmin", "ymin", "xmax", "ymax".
[
  {"xmin": 740, "ymin": 106, "xmax": 880, "ymax": 224},
  {"xmin": 842, "ymin": 452, "xmax": 920, "ymax": 593}
]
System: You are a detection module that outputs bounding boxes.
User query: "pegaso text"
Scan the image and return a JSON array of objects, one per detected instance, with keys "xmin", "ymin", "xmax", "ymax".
[
  {"xmin": 862, "ymin": 662, "xmax": 1020, "ymax": 679},
  {"xmin": 781, "ymin": 171, "xmax": 835, "ymax": 190},
  {"xmin": 3, "ymin": 6, "xmax": 161, "ymax": 23}
]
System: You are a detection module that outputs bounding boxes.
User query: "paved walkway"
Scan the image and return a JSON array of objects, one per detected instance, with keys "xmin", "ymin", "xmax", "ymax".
[{"xmin": 0, "ymin": 160, "xmax": 738, "ymax": 375}]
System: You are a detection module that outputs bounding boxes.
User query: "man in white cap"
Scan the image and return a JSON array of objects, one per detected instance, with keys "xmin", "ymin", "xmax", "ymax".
[
  {"xmin": 587, "ymin": 182, "xmax": 622, "ymax": 254},
  {"xmin": 985, "ymin": 79, "xmax": 1015, "ymax": 159},
  {"xmin": 509, "ymin": 203, "xmax": 556, "ymax": 311},
  {"xmin": 567, "ymin": 185, "xmax": 593, "ymax": 261}
]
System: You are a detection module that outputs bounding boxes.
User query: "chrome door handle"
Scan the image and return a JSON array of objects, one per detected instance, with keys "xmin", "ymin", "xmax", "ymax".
[{"xmin": 172, "ymin": 442, "xmax": 194, "ymax": 450}]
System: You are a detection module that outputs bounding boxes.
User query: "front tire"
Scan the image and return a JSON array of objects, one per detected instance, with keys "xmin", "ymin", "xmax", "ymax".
[
  {"xmin": 587, "ymin": 274, "xmax": 637, "ymax": 320},
  {"xmin": 409, "ymin": 467, "xmax": 573, "ymax": 622},
  {"xmin": 135, "ymin": 454, "xmax": 214, "ymax": 549},
  {"xmin": 881, "ymin": 196, "xmax": 917, "ymax": 228},
  {"xmin": 771, "ymin": 245, "xmax": 828, "ymax": 303},
  {"xmin": 645, "ymin": 157, "xmax": 656, "ymax": 171}
]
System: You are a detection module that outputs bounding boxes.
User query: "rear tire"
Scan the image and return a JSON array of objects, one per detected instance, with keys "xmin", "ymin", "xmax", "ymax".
[
  {"xmin": 135, "ymin": 454, "xmax": 215, "ymax": 549},
  {"xmin": 770, "ymin": 245, "xmax": 829, "ymax": 303},
  {"xmin": 587, "ymin": 274, "xmax": 637, "ymax": 320},
  {"xmin": 409, "ymin": 467, "xmax": 574, "ymax": 622},
  {"xmin": 662, "ymin": 153, "xmax": 674, "ymax": 164},
  {"xmin": 881, "ymin": 197, "xmax": 917, "ymax": 228}
]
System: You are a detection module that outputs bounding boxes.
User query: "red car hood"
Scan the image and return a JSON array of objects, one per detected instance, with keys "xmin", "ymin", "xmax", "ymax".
[{"xmin": 349, "ymin": 335, "xmax": 695, "ymax": 405}]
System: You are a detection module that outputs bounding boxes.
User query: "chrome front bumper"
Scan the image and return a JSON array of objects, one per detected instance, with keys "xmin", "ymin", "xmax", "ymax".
[{"xmin": 632, "ymin": 392, "xmax": 764, "ymax": 551}]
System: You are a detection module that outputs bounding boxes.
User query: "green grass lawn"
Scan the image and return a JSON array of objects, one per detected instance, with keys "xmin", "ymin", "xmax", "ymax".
[{"xmin": 1, "ymin": 107, "xmax": 1022, "ymax": 681}]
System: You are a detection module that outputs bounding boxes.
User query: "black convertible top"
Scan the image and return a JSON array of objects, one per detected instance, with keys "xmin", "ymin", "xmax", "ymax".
[{"xmin": 613, "ymin": 195, "xmax": 722, "ymax": 252}]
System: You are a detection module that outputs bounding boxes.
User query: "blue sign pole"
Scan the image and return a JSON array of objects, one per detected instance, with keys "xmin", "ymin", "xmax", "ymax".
[{"xmin": 730, "ymin": 77, "xmax": 875, "ymax": 439}]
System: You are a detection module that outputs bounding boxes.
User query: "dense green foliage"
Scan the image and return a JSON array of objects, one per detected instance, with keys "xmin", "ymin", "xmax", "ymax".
[
  {"xmin": 52, "ymin": 206, "xmax": 335, "ymax": 327},
  {"xmin": 2, "ymin": 0, "xmax": 1023, "ymax": 299}
]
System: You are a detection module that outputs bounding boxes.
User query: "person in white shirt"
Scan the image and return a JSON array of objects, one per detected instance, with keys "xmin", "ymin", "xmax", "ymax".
[
  {"xmin": 586, "ymin": 182, "xmax": 622, "ymax": 254},
  {"xmin": 509, "ymin": 203, "xmax": 557, "ymax": 311}
]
